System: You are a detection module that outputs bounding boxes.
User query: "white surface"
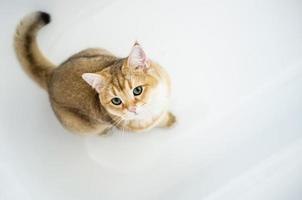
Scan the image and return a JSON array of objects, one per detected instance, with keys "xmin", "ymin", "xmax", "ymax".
[{"xmin": 1, "ymin": 0, "xmax": 302, "ymax": 199}]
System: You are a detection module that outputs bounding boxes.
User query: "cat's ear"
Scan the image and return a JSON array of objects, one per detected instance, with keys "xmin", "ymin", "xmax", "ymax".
[
  {"xmin": 127, "ymin": 42, "xmax": 150, "ymax": 70},
  {"xmin": 82, "ymin": 73, "xmax": 103, "ymax": 93}
]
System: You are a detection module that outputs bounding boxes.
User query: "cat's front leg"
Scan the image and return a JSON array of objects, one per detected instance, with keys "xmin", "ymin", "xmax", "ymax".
[{"xmin": 158, "ymin": 111, "xmax": 176, "ymax": 128}]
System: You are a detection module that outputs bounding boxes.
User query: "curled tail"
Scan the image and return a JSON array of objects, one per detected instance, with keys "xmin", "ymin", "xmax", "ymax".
[{"xmin": 14, "ymin": 11, "xmax": 55, "ymax": 89}]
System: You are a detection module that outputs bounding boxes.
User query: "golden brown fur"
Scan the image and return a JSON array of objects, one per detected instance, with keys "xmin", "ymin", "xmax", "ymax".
[
  {"xmin": 14, "ymin": 11, "xmax": 176, "ymax": 135},
  {"xmin": 14, "ymin": 12, "xmax": 54, "ymax": 89}
]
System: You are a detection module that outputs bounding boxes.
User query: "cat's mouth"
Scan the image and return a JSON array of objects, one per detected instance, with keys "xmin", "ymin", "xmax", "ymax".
[
  {"xmin": 125, "ymin": 112, "xmax": 140, "ymax": 120},
  {"xmin": 124, "ymin": 103, "xmax": 148, "ymax": 120}
]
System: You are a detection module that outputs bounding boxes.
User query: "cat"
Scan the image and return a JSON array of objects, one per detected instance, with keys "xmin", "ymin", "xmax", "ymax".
[{"xmin": 14, "ymin": 11, "xmax": 176, "ymax": 135}]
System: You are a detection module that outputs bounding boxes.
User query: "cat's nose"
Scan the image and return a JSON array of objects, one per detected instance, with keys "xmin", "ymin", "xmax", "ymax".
[{"xmin": 128, "ymin": 107, "xmax": 137, "ymax": 113}]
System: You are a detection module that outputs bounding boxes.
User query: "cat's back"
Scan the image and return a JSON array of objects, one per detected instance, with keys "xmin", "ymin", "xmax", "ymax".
[{"xmin": 48, "ymin": 48, "xmax": 117, "ymax": 115}]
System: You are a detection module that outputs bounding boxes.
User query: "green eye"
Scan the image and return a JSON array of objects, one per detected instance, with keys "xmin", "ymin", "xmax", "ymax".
[
  {"xmin": 133, "ymin": 86, "xmax": 143, "ymax": 96},
  {"xmin": 111, "ymin": 97, "xmax": 122, "ymax": 105}
]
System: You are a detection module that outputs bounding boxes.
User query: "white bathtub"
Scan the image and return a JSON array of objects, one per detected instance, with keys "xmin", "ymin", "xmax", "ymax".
[{"xmin": 1, "ymin": 0, "xmax": 302, "ymax": 199}]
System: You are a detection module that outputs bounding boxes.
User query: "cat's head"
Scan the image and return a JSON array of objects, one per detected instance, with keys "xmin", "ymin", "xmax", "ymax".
[{"xmin": 82, "ymin": 43, "xmax": 169, "ymax": 121}]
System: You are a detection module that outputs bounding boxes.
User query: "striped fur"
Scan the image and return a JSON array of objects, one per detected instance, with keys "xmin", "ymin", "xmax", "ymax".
[{"xmin": 14, "ymin": 12, "xmax": 54, "ymax": 89}]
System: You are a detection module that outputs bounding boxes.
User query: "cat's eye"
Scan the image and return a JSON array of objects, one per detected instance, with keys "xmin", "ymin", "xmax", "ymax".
[
  {"xmin": 133, "ymin": 86, "xmax": 143, "ymax": 96},
  {"xmin": 111, "ymin": 97, "xmax": 122, "ymax": 105}
]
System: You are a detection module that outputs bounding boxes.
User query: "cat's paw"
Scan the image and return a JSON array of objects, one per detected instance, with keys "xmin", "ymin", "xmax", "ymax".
[
  {"xmin": 161, "ymin": 112, "xmax": 176, "ymax": 128},
  {"xmin": 166, "ymin": 112, "xmax": 176, "ymax": 127}
]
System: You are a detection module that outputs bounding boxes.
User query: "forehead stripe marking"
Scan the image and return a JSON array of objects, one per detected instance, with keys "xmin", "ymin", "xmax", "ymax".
[{"xmin": 116, "ymin": 73, "xmax": 124, "ymax": 90}]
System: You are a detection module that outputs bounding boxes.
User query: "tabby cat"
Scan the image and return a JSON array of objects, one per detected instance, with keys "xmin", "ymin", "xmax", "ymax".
[{"xmin": 14, "ymin": 11, "xmax": 176, "ymax": 134}]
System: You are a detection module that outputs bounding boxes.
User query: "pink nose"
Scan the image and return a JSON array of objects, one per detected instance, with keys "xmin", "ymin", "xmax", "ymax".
[{"xmin": 128, "ymin": 107, "xmax": 136, "ymax": 113}]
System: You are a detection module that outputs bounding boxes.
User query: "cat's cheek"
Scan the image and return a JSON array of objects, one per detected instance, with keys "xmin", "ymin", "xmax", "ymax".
[
  {"xmin": 149, "ymin": 83, "xmax": 169, "ymax": 110},
  {"xmin": 104, "ymin": 106, "xmax": 123, "ymax": 118}
]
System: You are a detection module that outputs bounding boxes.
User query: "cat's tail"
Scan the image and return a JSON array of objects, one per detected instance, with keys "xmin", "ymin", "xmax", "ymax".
[{"xmin": 14, "ymin": 11, "xmax": 55, "ymax": 90}]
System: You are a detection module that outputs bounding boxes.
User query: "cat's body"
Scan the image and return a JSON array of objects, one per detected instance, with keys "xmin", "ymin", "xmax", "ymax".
[{"xmin": 14, "ymin": 11, "xmax": 175, "ymax": 135}]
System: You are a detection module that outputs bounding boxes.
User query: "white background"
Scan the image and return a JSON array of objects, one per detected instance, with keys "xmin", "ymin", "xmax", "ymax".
[{"xmin": 1, "ymin": 0, "xmax": 302, "ymax": 199}]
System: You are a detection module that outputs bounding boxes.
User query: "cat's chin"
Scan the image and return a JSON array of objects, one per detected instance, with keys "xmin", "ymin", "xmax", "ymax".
[
  {"xmin": 124, "ymin": 113, "xmax": 145, "ymax": 121},
  {"xmin": 108, "ymin": 113, "xmax": 143, "ymax": 121},
  {"xmin": 124, "ymin": 110, "xmax": 160, "ymax": 122}
]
